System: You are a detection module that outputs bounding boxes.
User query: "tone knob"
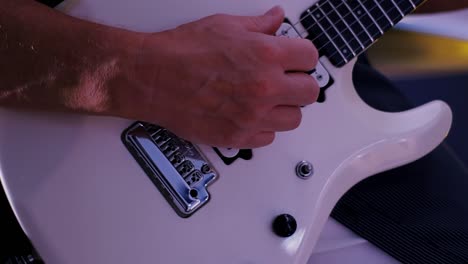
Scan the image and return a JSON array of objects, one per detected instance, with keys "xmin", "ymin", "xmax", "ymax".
[{"xmin": 272, "ymin": 214, "xmax": 297, "ymax": 237}]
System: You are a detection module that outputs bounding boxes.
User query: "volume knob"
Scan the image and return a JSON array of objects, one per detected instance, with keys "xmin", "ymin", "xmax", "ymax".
[{"xmin": 272, "ymin": 214, "xmax": 297, "ymax": 238}]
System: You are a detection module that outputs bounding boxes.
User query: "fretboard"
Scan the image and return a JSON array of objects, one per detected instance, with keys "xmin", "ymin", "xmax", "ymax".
[{"xmin": 300, "ymin": 0, "xmax": 425, "ymax": 67}]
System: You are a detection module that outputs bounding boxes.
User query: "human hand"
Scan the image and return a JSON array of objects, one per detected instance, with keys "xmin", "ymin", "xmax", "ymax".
[{"xmin": 119, "ymin": 6, "xmax": 319, "ymax": 148}]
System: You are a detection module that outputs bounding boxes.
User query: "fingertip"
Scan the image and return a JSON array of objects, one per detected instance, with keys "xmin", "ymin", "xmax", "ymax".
[
  {"xmin": 310, "ymin": 77, "xmax": 320, "ymax": 103},
  {"xmin": 264, "ymin": 6, "xmax": 285, "ymax": 18},
  {"xmin": 244, "ymin": 6, "xmax": 284, "ymax": 34},
  {"xmin": 262, "ymin": 6, "xmax": 285, "ymax": 34},
  {"xmin": 312, "ymin": 86, "xmax": 320, "ymax": 104},
  {"xmin": 300, "ymin": 74, "xmax": 321, "ymax": 106}
]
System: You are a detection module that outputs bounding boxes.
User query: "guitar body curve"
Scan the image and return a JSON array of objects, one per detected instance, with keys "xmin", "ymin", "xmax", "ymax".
[{"xmin": 0, "ymin": 0, "xmax": 452, "ymax": 263}]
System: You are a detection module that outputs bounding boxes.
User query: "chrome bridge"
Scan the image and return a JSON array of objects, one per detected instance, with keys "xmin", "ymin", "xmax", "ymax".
[{"xmin": 122, "ymin": 122, "xmax": 217, "ymax": 218}]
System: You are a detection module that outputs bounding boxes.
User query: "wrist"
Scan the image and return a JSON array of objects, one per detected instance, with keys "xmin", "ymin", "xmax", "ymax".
[
  {"xmin": 106, "ymin": 30, "xmax": 174, "ymax": 124},
  {"xmin": 99, "ymin": 29, "xmax": 148, "ymax": 120},
  {"xmin": 51, "ymin": 23, "xmax": 148, "ymax": 119}
]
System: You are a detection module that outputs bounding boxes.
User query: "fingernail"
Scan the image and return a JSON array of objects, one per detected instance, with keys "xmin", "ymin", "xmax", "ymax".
[{"xmin": 265, "ymin": 6, "xmax": 283, "ymax": 16}]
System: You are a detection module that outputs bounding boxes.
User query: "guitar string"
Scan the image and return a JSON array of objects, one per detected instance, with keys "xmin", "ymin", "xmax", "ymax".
[
  {"xmin": 282, "ymin": 0, "xmax": 416, "ymax": 60},
  {"xmin": 289, "ymin": 0, "xmax": 417, "ymax": 38},
  {"xmin": 285, "ymin": 0, "xmax": 415, "ymax": 41},
  {"xmin": 304, "ymin": 0, "xmax": 411, "ymax": 54},
  {"xmin": 302, "ymin": 0, "xmax": 407, "ymax": 41},
  {"xmin": 285, "ymin": 0, "xmax": 373, "ymax": 37},
  {"xmin": 313, "ymin": 0, "xmax": 414, "ymax": 60}
]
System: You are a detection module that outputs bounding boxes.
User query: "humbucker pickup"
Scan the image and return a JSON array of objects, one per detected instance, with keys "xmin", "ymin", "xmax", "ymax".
[{"xmin": 122, "ymin": 122, "xmax": 217, "ymax": 218}]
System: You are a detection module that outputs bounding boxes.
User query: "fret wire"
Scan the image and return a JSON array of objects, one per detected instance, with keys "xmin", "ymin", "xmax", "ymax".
[
  {"xmin": 357, "ymin": 0, "xmax": 383, "ymax": 34},
  {"xmin": 288, "ymin": 0, "xmax": 417, "ymax": 40},
  {"xmin": 400, "ymin": 0, "xmax": 414, "ymax": 14},
  {"xmin": 317, "ymin": 3, "xmax": 356, "ymax": 56},
  {"xmin": 295, "ymin": 0, "xmax": 419, "ymax": 63},
  {"xmin": 310, "ymin": 1, "xmax": 374, "ymax": 57},
  {"xmin": 399, "ymin": 0, "xmax": 417, "ymax": 13},
  {"xmin": 313, "ymin": 0, "xmax": 376, "ymax": 52},
  {"xmin": 375, "ymin": 0, "xmax": 402, "ymax": 23},
  {"xmin": 389, "ymin": 0, "xmax": 405, "ymax": 17},
  {"xmin": 341, "ymin": 0, "xmax": 374, "ymax": 42},
  {"xmin": 303, "ymin": 0, "xmax": 414, "ymax": 47},
  {"xmin": 314, "ymin": 0, "xmax": 413, "ymax": 59},
  {"xmin": 372, "ymin": 0, "xmax": 394, "ymax": 26},
  {"xmin": 329, "ymin": 0, "xmax": 365, "ymax": 50},
  {"xmin": 295, "ymin": 0, "xmax": 385, "ymax": 39},
  {"xmin": 320, "ymin": 1, "xmax": 413, "ymax": 63},
  {"xmin": 320, "ymin": 27, "xmax": 382, "ymax": 64},
  {"xmin": 308, "ymin": 9, "xmax": 348, "ymax": 63},
  {"xmin": 288, "ymin": 0, "xmax": 379, "ymax": 39}
]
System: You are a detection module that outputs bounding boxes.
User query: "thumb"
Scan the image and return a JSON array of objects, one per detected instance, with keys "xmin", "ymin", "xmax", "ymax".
[{"xmin": 246, "ymin": 6, "xmax": 284, "ymax": 34}]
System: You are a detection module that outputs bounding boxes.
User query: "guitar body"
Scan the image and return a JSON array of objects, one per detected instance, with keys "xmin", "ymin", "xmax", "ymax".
[{"xmin": 0, "ymin": 0, "xmax": 452, "ymax": 263}]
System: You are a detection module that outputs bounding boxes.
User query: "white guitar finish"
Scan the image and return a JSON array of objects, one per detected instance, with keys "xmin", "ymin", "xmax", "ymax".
[{"xmin": 0, "ymin": 0, "xmax": 452, "ymax": 263}]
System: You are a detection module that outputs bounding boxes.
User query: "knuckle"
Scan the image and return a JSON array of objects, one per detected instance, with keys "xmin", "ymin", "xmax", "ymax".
[
  {"xmin": 249, "ymin": 77, "xmax": 275, "ymax": 98},
  {"xmin": 206, "ymin": 13, "xmax": 228, "ymax": 22},
  {"xmin": 254, "ymin": 40, "xmax": 281, "ymax": 61},
  {"xmin": 237, "ymin": 113, "xmax": 256, "ymax": 127},
  {"xmin": 201, "ymin": 14, "xmax": 234, "ymax": 29},
  {"xmin": 234, "ymin": 107, "xmax": 263, "ymax": 128},
  {"xmin": 246, "ymin": 17, "xmax": 264, "ymax": 31}
]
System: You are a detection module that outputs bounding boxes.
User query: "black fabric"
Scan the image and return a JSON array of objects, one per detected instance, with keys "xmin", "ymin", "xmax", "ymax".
[
  {"xmin": 35, "ymin": 0, "xmax": 63, "ymax": 8},
  {"xmin": 331, "ymin": 56, "xmax": 468, "ymax": 264},
  {"xmin": 0, "ymin": 184, "xmax": 40, "ymax": 263}
]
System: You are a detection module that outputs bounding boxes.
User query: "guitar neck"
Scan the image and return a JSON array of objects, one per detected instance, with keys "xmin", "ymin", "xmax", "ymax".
[{"xmin": 300, "ymin": 0, "xmax": 426, "ymax": 67}]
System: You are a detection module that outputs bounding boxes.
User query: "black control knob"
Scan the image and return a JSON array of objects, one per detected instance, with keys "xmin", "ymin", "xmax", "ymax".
[{"xmin": 272, "ymin": 214, "xmax": 297, "ymax": 237}]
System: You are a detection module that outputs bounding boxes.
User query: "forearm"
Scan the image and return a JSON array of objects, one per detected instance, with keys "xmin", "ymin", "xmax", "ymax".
[
  {"xmin": 417, "ymin": 0, "xmax": 468, "ymax": 13},
  {"xmin": 0, "ymin": 0, "xmax": 143, "ymax": 116}
]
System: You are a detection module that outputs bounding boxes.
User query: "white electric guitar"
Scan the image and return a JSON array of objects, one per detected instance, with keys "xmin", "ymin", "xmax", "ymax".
[{"xmin": 0, "ymin": 0, "xmax": 452, "ymax": 263}]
